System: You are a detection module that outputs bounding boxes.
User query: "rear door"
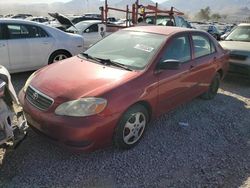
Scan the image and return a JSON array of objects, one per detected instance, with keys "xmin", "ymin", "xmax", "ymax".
[
  {"xmin": 156, "ymin": 34, "xmax": 197, "ymax": 114},
  {"xmin": 190, "ymin": 33, "xmax": 217, "ymax": 94},
  {"xmin": 24, "ymin": 24, "xmax": 54, "ymax": 67},
  {"xmin": 0, "ymin": 24, "xmax": 10, "ymax": 69}
]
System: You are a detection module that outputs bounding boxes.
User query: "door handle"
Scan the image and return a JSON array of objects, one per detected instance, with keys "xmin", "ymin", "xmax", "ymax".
[
  {"xmin": 0, "ymin": 43, "xmax": 6, "ymax": 47},
  {"xmin": 42, "ymin": 41, "xmax": 49, "ymax": 45},
  {"xmin": 190, "ymin": 65, "xmax": 195, "ymax": 69}
]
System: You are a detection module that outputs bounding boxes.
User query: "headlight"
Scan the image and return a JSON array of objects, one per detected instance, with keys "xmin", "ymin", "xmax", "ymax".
[
  {"xmin": 23, "ymin": 72, "xmax": 36, "ymax": 92},
  {"xmin": 55, "ymin": 97, "xmax": 107, "ymax": 117}
]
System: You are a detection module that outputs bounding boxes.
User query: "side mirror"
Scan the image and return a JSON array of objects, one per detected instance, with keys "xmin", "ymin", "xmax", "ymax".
[
  {"xmin": 158, "ymin": 59, "xmax": 181, "ymax": 70},
  {"xmin": 84, "ymin": 29, "xmax": 90, "ymax": 33},
  {"xmin": 0, "ymin": 80, "xmax": 6, "ymax": 97}
]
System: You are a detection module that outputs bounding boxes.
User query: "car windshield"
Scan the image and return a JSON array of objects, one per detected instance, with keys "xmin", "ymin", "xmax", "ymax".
[
  {"xmin": 226, "ymin": 25, "xmax": 250, "ymax": 42},
  {"xmin": 67, "ymin": 22, "xmax": 90, "ymax": 31},
  {"xmin": 83, "ymin": 30, "xmax": 167, "ymax": 70},
  {"xmin": 145, "ymin": 15, "xmax": 172, "ymax": 25}
]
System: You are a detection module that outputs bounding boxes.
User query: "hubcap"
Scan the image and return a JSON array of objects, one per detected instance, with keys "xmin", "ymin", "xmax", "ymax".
[
  {"xmin": 53, "ymin": 54, "xmax": 67, "ymax": 63},
  {"xmin": 123, "ymin": 112, "xmax": 146, "ymax": 145}
]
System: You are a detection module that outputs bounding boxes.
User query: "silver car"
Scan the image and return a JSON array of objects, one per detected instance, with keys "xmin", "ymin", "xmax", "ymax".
[{"xmin": 220, "ymin": 23, "xmax": 250, "ymax": 76}]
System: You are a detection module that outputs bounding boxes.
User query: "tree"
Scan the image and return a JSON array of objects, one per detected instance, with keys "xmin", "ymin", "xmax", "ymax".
[
  {"xmin": 195, "ymin": 6, "xmax": 211, "ymax": 21},
  {"xmin": 211, "ymin": 13, "xmax": 221, "ymax": 21}
]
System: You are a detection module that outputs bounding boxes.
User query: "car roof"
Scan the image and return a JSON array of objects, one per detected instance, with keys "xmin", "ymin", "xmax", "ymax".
[
  {"xmin": 78, "ymin": 20, "xmax": 101, "ymax": 24},
  {"xmin": 0, "ymin": 18, "xmax": 43, "ymax": 25},
  {"xmin": 125, "ymin": 26, "xmax": 196, "ymax": 36}
]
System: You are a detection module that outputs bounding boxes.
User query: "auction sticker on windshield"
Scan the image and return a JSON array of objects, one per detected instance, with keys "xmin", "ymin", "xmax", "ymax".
[{"xmin": 134, "ymin": 44, "xmax": 154, "ymax": 52}]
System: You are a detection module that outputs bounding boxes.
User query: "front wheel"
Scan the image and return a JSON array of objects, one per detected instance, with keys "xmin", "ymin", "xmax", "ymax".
[
  {"xmin": 113, "ymin": 104, "xmax": 149, "ymax": 150},
  {"xmin": 200, "ymin": 72, "xmax": 220, "ymax": 100}
]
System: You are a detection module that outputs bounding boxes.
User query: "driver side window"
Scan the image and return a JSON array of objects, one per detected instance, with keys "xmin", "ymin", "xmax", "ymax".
[
  {"xmin": 85, "ymin": 24, "xmax": 98, "ymax": 33},
  {"xmin": 161, "ymin": 35, "xmax": 191, "ymax": 63}
]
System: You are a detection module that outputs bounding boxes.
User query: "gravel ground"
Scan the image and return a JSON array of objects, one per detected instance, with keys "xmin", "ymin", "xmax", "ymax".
[{"xmin": 0, "ymin": 72, "xmax": 250, "ymax": 188}]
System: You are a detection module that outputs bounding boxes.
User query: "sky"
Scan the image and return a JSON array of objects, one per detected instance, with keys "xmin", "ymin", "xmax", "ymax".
[{"xmin": 0, "ymin": 0, "xmax": 167, "ymax": 3}]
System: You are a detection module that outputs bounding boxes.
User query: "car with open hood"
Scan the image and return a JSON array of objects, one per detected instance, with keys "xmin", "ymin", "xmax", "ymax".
[
  {"xmin": 19, "ymin": 26, "xmax": 229, "ymax": 152},
  {"xmin": 66, "ymin": 20, "xmax": 102, "ymax": 50}
]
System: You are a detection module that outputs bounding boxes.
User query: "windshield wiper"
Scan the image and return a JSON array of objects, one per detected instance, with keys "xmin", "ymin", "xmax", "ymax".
[
  {"xmin": 79, "ymin": 52, "xmax": 100, "ymax": 62},
  {"xmin": 96, "ymin": 57, "xmax": 133, "ymax": 71},
  {"xmin": 79, "ymin": 53, "xmax": 133, "ymax": 71}
]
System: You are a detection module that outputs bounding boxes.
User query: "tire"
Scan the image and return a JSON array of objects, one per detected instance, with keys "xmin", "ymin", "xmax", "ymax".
[
  {"xmin": 113, "ymin": 104, "xmax": 149, "ymax": 150},
  {"xmin": 48, "ymin": 51, "xmax": 71, "ymax": 64},
  {"xmin": 200, "ymin": 72, "xmax": 220, "ymax": 100}
]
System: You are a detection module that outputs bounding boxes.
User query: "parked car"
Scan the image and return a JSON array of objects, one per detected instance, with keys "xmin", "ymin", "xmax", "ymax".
[
  {"xmin": 145, "ymin": 15, "xmax": 192, "ymax": 28},
  {"xmin": 220, "ymin": 23, "xmax": 250, "ymax": 76},
  {"xmin": 84, "ymin": 13, "xmax": 102, "ymax": 19},
  {"xmin": 26, "ymin": 16, "xmax": 49, "ymax": 23},
  {"xmin": 11, "ymin": 14, "xmax": 33, "ymax": 19},
  {"xmin": 19, "ymin": 26, "xmax": 229, "ymax": 152},
  {"xmin": 0, "ymin": 19, "xmax": 84, "ymax": 73},
  {"xmin": 197, "ymin": 24, "xmax": 221, "ymax": 40},
  {"xmin": 66, "ymin": 20, "xmax": 102, "ymax": 50},
  {"xmin": 47, "ymin": 13, "xmax": 101, "ymax": 31}
]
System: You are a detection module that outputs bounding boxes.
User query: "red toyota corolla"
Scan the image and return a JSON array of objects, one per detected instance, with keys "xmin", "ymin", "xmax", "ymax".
[{"xmin": 19, "ymin": 26, "xmax": 229, "ymax": 152}]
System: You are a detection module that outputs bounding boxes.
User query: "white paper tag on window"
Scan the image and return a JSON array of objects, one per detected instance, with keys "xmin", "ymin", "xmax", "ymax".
[{"xmin": 134, "ymin": 44, "xmax": 154, "ymax": 52}]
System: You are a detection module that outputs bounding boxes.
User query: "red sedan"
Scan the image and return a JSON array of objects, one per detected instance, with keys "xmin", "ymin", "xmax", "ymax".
[{"xmin": 19, "ymin": 26, "xmax": 229, "ymax": 152}]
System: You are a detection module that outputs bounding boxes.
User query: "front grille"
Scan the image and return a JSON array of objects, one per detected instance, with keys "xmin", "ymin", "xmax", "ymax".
[
  {"xmin": 26, "ymin": 86, "xmax": 54, "ymax": 111},
  {"xmin": 229, "ymin": 54, "xmax": 248, "ymax": 61}
]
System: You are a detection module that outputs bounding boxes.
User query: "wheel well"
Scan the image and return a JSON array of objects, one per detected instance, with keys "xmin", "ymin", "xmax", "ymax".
[
  {"xmin": 217, "ymin": 69, "xmax": 223, "ymax": 79},
  {"xmin": 52, "ymin": 49, "xmax": 72, "ymax": 57},
  {"xmin": 133, "ymin": 101, "xmax": 152, "ymax": 122}
]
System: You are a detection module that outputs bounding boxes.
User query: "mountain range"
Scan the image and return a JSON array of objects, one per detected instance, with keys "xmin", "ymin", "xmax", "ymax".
[{"xmin": 0, "ymin": 0, "xmax": 249, "ymax": 20}]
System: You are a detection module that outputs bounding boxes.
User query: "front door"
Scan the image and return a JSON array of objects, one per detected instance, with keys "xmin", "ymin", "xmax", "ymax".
[
  {"xmin": 156, "ymin": 34, "xmax": 197, "ymax": 115},
  {"xmin": 0, "ymin": 24, "xmax": 10, "ymax": 69},
  {"xmin": 83, "ymin": 24, "xmax": 101, "ymax": 50}
]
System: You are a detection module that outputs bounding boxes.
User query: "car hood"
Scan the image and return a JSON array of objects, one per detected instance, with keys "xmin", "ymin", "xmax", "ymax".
[
  {"xmin": 30, "ymin": 56, "xmax": 139, "ymax": 101},
  {"xmin": 220, "ymin": 40, "xmax": 250, "ymax": 52},
  {"xmin": 48, "ymin": 12, "xmax": 74, "ymax": 27}
]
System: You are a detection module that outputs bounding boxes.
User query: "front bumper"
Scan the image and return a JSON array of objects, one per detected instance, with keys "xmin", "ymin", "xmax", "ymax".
[
  {"xmin": 229, "ymin": 62, "xmax": 250, "ymax": 76},
  {"xmin": 19, "ymin": 90, "xmax": 121, "ymax": 152}
]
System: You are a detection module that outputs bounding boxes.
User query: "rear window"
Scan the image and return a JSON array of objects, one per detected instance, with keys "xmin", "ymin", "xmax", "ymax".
[{"xmin": 192, "ymin": 35, "xmax": 213, "ymax": 58}]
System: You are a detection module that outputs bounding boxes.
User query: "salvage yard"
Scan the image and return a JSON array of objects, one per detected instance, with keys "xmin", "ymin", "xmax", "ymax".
[{"xmin": 0, "ymin": 72, "xmax": 250, "ymax": 187}]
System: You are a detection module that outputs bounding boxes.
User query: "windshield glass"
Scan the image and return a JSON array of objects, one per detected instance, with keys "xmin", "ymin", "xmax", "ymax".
[
  {"xmin": 226, "ymin": 25, "xmax": 250, "ymax": 42},
  {"xmin": 145, "ymin": 15, "xmax": 171, "ymax": 25},
  {"xmin": 84, "ymin": 30, "xmax": 167, "ymax": 70}
]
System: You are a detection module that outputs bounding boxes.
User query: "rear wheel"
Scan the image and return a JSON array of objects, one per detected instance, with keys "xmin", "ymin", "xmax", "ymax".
[
  {"xmin": 200, "ymin": 72, "xmax": 220, "ymax": 100},
  {"xmin": 113, "ymin": 104, "xmax": 149, "ymax": 150},
  {"xmin": 48, "ymin": 51, "xmax": 71, "ymax": 64}
]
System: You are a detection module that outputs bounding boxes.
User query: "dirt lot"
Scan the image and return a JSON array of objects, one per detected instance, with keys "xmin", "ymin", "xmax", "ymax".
[{"xmin": 0, "ymin": 72, "xmax": 250, "ymax": 188}]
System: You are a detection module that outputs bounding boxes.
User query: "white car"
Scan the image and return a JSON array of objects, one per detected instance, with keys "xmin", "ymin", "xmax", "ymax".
[
  {"xmin": 66, "ymin": 20, "xmax": 103, "ymax": 50},
  {"xmin": 0, "ymin": 19, "xmax": 84, "ymax": 73}
]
